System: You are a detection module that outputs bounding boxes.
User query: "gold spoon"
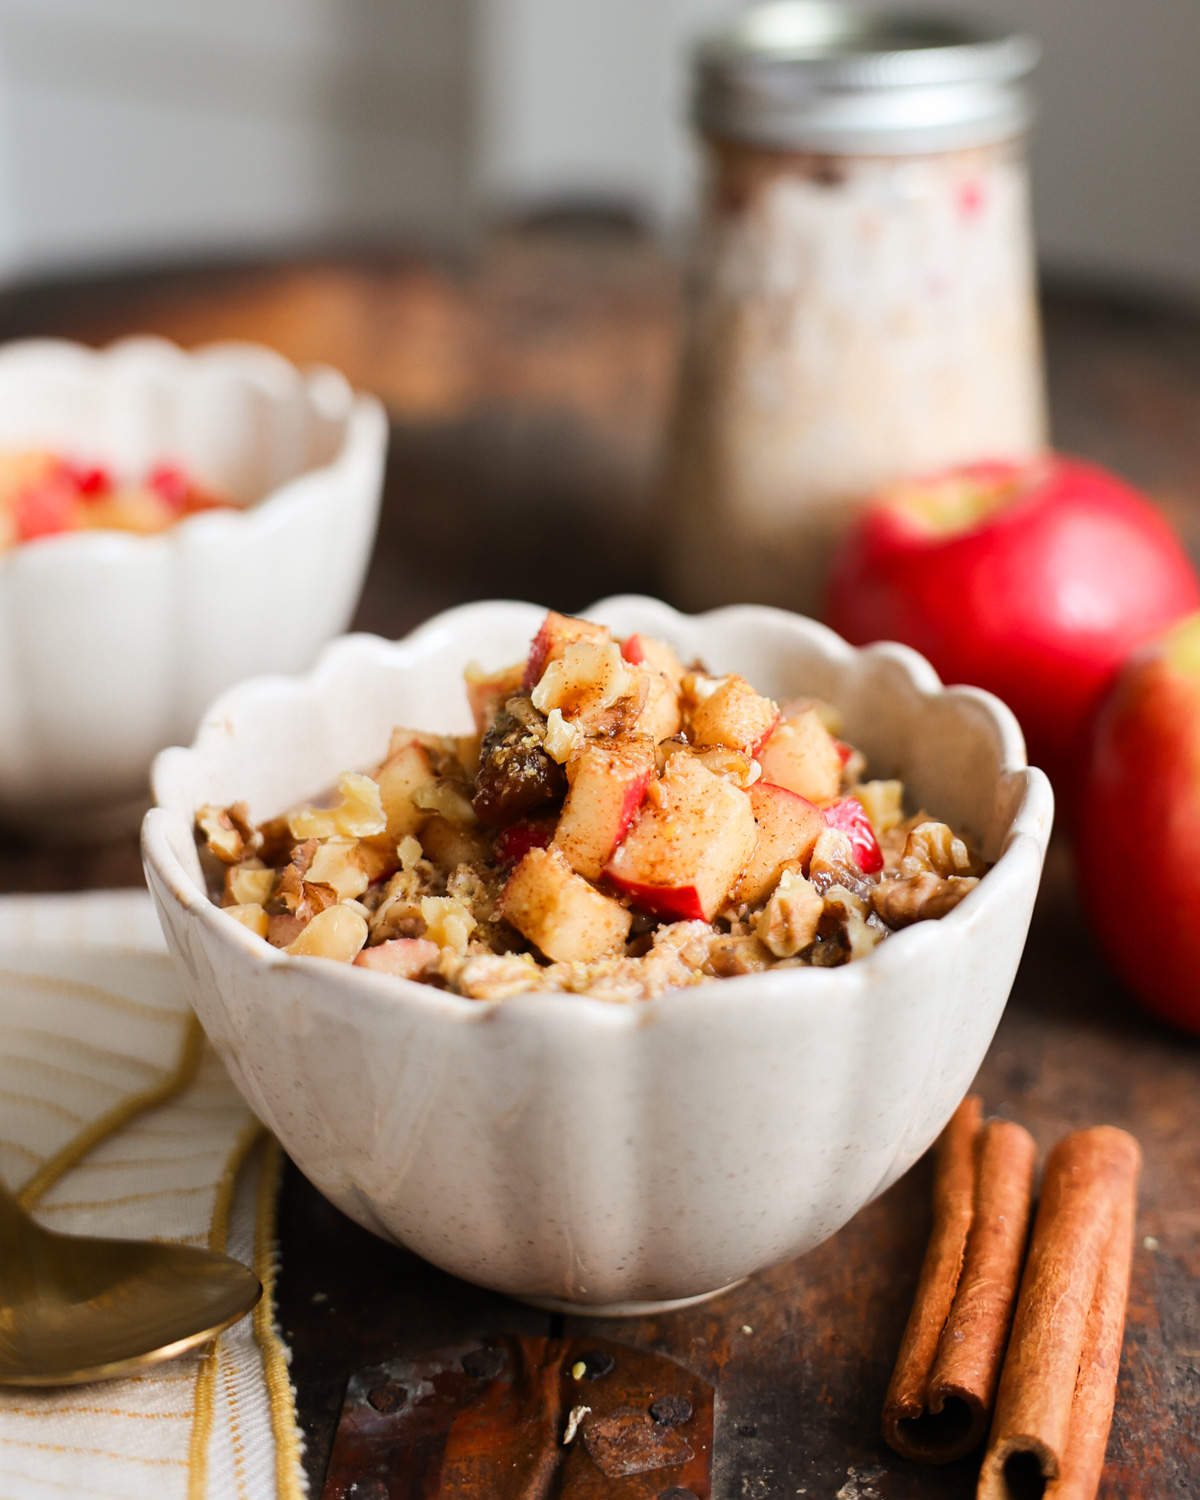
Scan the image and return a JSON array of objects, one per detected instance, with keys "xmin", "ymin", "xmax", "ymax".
[{"xmin": 0, "ymin": 1180, "xmax": 262, "ymax": 1386}]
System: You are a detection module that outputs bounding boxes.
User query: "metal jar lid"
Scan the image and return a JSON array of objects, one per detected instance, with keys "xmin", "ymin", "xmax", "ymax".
[{"xmin": 694, "ymin": 2, "xmax": 1039, "ymax": 154}]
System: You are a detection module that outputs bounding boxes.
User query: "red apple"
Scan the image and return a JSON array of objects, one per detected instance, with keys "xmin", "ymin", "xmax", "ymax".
[
  {"xmin": 1076, "ymin": 612, "xmax": 1200, "ymax": 1035},
  {"xmin": 825, "ymin": 457, "xmax": 1200, "ymax": 798},
  {"xmin": 604, "ymin": 755, "xmax": 757, "ymax": 921},
  {"xmin": 553, "ymin": 739, "xmax": 654, "ymax": 880},
  {"xmin": 731, "ymin": 782, "xmax": 827, "ymax": 906}
]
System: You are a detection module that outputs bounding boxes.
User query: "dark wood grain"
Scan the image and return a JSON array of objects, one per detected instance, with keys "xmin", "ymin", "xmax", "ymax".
[{"xmin": 1, "ymin": 232, "xmax": 1198, "ymax": 1497}]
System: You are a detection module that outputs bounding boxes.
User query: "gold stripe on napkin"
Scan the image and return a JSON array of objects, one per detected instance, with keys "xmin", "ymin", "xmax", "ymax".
[{"xmin": 0, "ymin": 890, "xmax": 305, "ymax": 1500}]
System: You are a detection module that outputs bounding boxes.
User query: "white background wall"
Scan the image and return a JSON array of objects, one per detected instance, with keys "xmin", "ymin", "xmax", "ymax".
[
  {"xmin": 0, "ymin": 0, "xmax": 1196, "ymax": 298},
  {"xmin": 0, "ymin": 0, "xmax": 472, "ymax": 276}
]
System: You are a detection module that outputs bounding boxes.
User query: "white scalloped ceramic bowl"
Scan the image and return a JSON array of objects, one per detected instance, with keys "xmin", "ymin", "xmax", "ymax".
[
  {"xmin": 144, "ymin": 597, "xmax": 1053, "ymax": 1314},
  {"xmin": 0, "ymin": 337, "xmax": 387, "ymax": 834}
]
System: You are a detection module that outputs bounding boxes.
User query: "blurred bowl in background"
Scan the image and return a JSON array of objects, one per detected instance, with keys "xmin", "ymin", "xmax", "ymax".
[{"xmin": 0, "ymin": 336, "xmax": 387, "ymax": 837}]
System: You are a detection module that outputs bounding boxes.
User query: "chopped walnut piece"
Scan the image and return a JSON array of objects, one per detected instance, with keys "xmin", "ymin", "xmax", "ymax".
[
  {"xmin": 808, "ymin": 827, "xmax": 875, "ymax": 902},
  {"xmin": 704, "ymin": 933, "xmax": 774, "ymax": 977},
  {"xmin": 756, "ymin": 869, "xmax": 824, "ymax": 957},
  {"xmin": 543, "ymin": 708, "xmax": 581, "ymax": 763},
  {"xmin": 196, "ymin": 804, "xmax": 246, "ymax": 864},
  {"xmin": 821, "ymin": 884, "xmax": 886, "ymax": 960},
  {"xmin": 419, "ymin": 895, "xmax": 477, "ymax": 953},
  {"xmin": 284, "ymin": 903, "xmax": 369, "ymax": 961},
  {"xmin": 289, "ymin": 772, "xmax": 387, "ymax": 841},
  {"xmin": 900, "ymin": 820, "xmax": 973, "ymax": 879},
  {"xmin": 872, "ymin": 872, "xmax": 979, "ymax": 928},
  {"xmin": 269, "ymin": 840, "xmax": 319, "ymax": 914},
  {"xmin": 531, "ymin": 638, "xmax": 635, "ymax": 720},
  {"xmin": 306, "ymin": 838, "xmax": 370, "ymax": 901}
]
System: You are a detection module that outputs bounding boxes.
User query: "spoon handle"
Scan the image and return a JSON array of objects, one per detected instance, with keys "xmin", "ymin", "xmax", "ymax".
[{"xmin": 0, "ymin": 1181, "xmax": 44, "ymax": 1304}]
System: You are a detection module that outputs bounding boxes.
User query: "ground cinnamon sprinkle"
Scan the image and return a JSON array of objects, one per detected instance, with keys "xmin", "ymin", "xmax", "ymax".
[
  {"xmin": 977, "ymin": 1126, "xmax": 1141, "ymax": 1500},
  {"xmin": 884, "ymin": 1096, "xmax": 1036, "ymax": 1463}
]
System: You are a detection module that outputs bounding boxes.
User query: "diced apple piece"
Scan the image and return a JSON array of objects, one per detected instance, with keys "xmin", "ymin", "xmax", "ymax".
[
  {"xmin": 523, "ymin": 611, "xmax": 611, "ymax": 690},
  {"xmin": 731, "ymin": 782, "xmax": 828, "ymax": 906},
  {"xmin": 621, "ymin": 633, "xmax": 685, "ymax": 688},
  {"xmin": 757, "ymin": 708, "xmax": 842, "ymax": 804},
  {"xmin": 553, "ymin": 739, "xmax": 655, "ymax": 880},
  {"xmin": 500, "ymin": 847, "xmax": 632, "ymax": 963},
  {"xmin": 633, "ymin": 669, "xmax": 683, "ymax": 743},
  {"xmin": 531, "ymin": 637, "xmax": 634, "ymax": 722},
  {"xmin": 374, "ymin": 738, "xmax": 434, "ymax": 839},
  {"xmin": 354, "ymin": 937, "xmax": 440, "ymax": 979},
  {"xmin": 603, "ymin": 755, "xmax": 757, "ymax": 921},
  {"xmin": 689, "ymin": 674, "xmax": 778, "ymax": 755},
  {"xmin": 464, "ymin": 660, "xmax": 525, "ymax": 735}
]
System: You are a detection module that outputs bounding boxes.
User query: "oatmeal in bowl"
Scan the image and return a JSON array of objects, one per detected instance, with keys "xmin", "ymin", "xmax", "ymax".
[
  {"xmin": 144, "ymin": 597, "xmax": 1052, "ymax": 1312},
  {"xmin": 196, "ymin": 610, "xmax": 987, "ymax": 1000}
]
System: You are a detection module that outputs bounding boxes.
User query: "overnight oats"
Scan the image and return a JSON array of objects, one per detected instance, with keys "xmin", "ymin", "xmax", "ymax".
[
  {"xmin": 196, "ymin": 611, "xmax": 987, "ymax": 1002},
  {"xmin": 0, "ymin": 451, "xmax": 232, "ymax": 548},
  {"xmin": 665, "ymin": 3, "xmax": 1045, "ymax": 613}
]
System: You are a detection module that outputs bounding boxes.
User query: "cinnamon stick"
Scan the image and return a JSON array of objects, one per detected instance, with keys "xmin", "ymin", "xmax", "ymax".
[
  {"xmin": 977, "ymin": 1126, "xmax": 1141, "ymax": 1500},
  {"xmin": 883, "ymin": 1097, "xmax": 1036, "ymax": 1463}
]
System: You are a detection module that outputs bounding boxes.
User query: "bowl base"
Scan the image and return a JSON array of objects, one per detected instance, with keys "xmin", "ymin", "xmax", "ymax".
[{"xmin": 516, "ymin": 1278, "xmax": 746, "ymax": 1319}]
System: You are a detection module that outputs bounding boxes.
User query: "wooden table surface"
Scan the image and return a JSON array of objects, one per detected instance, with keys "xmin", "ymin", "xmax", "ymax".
[{"xmin": 1, "ymin": 226, "xmax": 1198, "ymax": 1497}]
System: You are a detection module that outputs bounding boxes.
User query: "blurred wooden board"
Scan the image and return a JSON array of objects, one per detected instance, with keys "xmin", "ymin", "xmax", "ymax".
[{"xmin": 0, "ymin": 230, "xmax": 1198, "ymax": 1495}]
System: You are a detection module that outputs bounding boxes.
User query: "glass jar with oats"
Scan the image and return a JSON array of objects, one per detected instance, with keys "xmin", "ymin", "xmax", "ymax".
[{"xmin": 664, "ymin": 2, "xmax": 1045, "ymax": 615}]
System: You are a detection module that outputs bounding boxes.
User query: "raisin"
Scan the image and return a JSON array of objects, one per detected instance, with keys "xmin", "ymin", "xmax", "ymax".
[{"xmin": 473, "ymin": 702, "xmax": 566, "ymax": 825}]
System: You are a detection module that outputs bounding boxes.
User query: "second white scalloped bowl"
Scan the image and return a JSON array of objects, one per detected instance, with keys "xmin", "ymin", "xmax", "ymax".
[
  {"xmin": 0, "ymin": 337, "xmax": 387, "ymax": 833},
  {"xmin": 143, "ymin": 598, "xmax": 1053, "ymax": 1314}
]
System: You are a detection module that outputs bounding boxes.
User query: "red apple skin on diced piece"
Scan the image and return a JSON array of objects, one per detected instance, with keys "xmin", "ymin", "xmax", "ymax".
[
  {"xmin": 757, "ymin": 709, "xmax": 843, "ymax": 804},
  {"xmin": 553, "ymin": 740, "xmax": 655, "ymax": 880},
  {"xmin": 731, "ymin": 783, "xmax": 828, "ymax": 906},
  {"xmin": 621, "ymin": 633, "xmax": 685, "ymax": 687},
  {"xmin": 604, "ymin": 755, "xmax": 757, "ymax": 922},
  {"xmin": 374, "ymin": 739, "xmax": 433, "ymax": 839},
  {"xmin": 465, "ymin": 661, "xmax": 525, "ymax": 735},
  {"xmin": 500, "ymin": 847, "xmax": 632, "ymax": 964},
  {"xmin": 523, "ymin": 611, "xmax": 610, "ymax": 690},
  {"xmin": 494, "ymin": 818, "xmax": 555, "ymax": 868},
  {"xmin": 354, "ymin": 938, "xmax": 440, "ymax": 980},
  {"xmin": 823, "ymin": 797, "xmax": 883, "ymax": 873},
  {"xmin": 689, "ymin": 675, "xmax": 778, "ymax": 756}
]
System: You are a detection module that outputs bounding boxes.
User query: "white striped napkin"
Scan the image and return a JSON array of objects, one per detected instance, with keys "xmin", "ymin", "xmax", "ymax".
[{"xmin": 0, "ymin": 889, "xmax": 306, "ymax": 1500}]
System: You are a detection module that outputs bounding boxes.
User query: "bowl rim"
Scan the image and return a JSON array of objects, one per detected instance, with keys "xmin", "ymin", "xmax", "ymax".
[
  {"xmin": 142, "ymin": 596, "xmax": 1055, "ymax": 1029},
  {"xmin": 0, "ymin": 334, "xmax": 387, "ymax": 571}
]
